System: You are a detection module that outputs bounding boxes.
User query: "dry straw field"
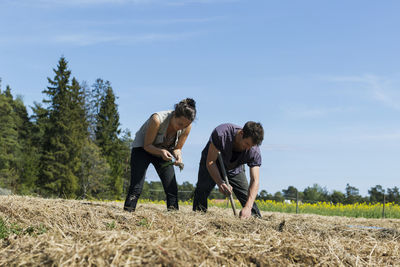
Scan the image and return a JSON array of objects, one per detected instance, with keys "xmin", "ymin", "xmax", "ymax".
[{"xmin": 1, "ymin": 195, "xmax": 400, "ymax": 266}]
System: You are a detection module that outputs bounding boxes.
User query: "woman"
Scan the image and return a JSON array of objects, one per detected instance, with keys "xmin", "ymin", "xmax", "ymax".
[{"xmin": 124, "ymin": 98, "xmax": 196, "ymax": 212}]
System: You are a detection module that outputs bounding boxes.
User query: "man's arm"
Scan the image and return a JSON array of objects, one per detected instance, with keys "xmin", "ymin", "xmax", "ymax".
[
  {"xmin": 240, "ymin": 166, "xmax": 260, "ymax": 219},
  {"xmin": 206, "ymin": 142, "xmax": 232, "ymax": 195}
]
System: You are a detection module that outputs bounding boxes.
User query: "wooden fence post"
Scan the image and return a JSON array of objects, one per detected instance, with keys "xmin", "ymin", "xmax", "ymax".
[{"xmin": 296, "ymin": 191, "xmax": 299, "ymax": 214}]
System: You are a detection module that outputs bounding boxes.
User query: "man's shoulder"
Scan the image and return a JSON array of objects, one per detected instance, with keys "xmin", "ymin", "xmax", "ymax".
[{"xmin": 214, "ymin": 123, "xmax": 241, "ymax": 133}]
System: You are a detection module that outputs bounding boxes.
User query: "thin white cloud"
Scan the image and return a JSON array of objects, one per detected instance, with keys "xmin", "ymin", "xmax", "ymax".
[
  {"xmin": 359, "ymin": 132, "xmax": 400, "ymax": 141},
  {"xmin": 19, "ymin": 0, "xmax": 158, "ymax": 7},
  {"xmin": 166, "ymin": 0, "xmax": 239, "ymax": 6},
  {"xmin": 325, "ymin": 74, "xmax": 373, "ymax": 84},
  {"xmin": 372, "ymin": 89, "xmax": 400, "ymax": 110},
  {"xmin": 262, "ymin": 144, "xmax": 301, "ymax": 152},
  {"xmin": 283, "ymin": 106, "xmax": 356, "ymax": 119},
  {"xmin": 53, "ymin": 34, "xmax": 120, "ymax": 46},
  {"xmin": 135, "ymin": 17, "xmax": 225, "ymax": 24},
  {"xmin": 65, "ymin": 16, "xmax": 224, "ymax": 27},
  {"xmin": 6, "ymin": 0, "xmax": 237, "ymax": 7},
  {"xmin": 54, "ymin": 32, "xmax": 200, "ymax": 46},
  {"xmin": 324, "ymin": 74, "xmax": 400, "ymax": 111},
  {"xmin": 0, "ymin": 32, "xmax": 201, "ymax": 46}
]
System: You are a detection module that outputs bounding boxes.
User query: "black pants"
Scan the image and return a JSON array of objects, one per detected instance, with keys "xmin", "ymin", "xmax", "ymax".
[
  {"xmin": 124, "ymin": 147, "xmax": 178, "ymax": 211},
  {"xmin": 193, "ymin": 162, "xmax": 261, "ymax": 217}
]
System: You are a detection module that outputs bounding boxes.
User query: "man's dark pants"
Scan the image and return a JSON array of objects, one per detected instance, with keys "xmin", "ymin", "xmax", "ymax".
[
  {"xmin": 193, "ymin": 162, "xmax": 261, "ymax": 217},
  {"xmin": 124, "ymin": 147, "xmax": 178, "ymax": 211}
]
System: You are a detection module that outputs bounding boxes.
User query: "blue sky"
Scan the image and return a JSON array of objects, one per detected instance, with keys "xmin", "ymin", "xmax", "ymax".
[{"xmin": 1, "ymin": 0, "xmax": 399, "ymax": 196}]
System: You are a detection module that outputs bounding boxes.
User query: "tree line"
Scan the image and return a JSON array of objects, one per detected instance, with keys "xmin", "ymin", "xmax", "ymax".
[
  {"xmin": 139, "ymin": 181, "xmax": 400, "ymax": 204},
  {"xmin": 1, "ymin": 56, "xmax": 398, "ymax": 204},
  {"xmin": 257, "ymin": 183, "xmax": 400, "ymax": 204},
  {"xmin": 0, "ymin": 57, "xmax": 131, "ymax": 199}
]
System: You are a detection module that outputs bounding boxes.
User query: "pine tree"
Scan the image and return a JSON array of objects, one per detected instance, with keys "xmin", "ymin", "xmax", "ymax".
[
  {"xmin": 79, "ymin": 139, "xmax": 111, "ymax": 199},
  {"xmin": 0, "ymin": 91, "xmax": 20, "ymax": 190},
  {"xmin": 37, "ymin": 57, "xmax": 79, "ymax": 198},
  {"xmin": 95, "ymin": 84, "xmax": 124, "ymax": 199},
  {"xmin": 86, "ymin": 79, "xmax": 109, "ymax": 140},
  {"xmin": 120, "ymin": 129, "xmax": 133, "ymax": 195},
  {"xmin": 11, "ymin": 94, "xmax": 38, "ymax": 194},
  {"xmin": 0, "ymin": 83, "xmax": 40, "ymax": 193},
  {"xmin": 30, "ymin": 102, "xmax": 49, "ymax": 175},
  {"xmin": 68, "ymin": 78, "xmax": 90, "ymax": 197}
]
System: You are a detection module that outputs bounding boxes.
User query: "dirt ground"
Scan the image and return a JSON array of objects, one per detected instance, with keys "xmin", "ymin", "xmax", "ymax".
[{"xmin": 1, "ymin": 195, "xmax": 400, "ymax": 266}]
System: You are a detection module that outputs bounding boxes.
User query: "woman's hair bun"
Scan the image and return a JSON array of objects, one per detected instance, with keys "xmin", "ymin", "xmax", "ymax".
[
  {"xmin": 184, "ymin": 98, "xmax": 196, "ymax": 108},
  {"xmin": 174, "ymin": 98, "xmax": 197, "ymax": 121}
]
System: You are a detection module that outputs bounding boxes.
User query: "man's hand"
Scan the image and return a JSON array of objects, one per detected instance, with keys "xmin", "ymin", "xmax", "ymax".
[
  {"xmin": 160, "ymin": 149, "xmax": 173, "ymax": 161},
  {"xmin": 218, "ymin": 183, "xmax": 232, "ymax": 196},
  {"xmin": 239, "ymin": 206, "xmax": 252, "ymax": 219}
]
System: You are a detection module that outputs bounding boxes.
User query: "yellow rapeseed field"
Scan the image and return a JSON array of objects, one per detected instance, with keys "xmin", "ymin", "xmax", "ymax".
[{"xmin": 137, "ymin": 199, "xmax": 400, "ymax": 219}]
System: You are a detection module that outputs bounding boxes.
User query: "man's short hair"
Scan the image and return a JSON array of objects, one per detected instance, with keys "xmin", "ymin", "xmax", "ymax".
[{"xmin": 242, "ymin": 121, "xmax": 264, "ymax": 146}]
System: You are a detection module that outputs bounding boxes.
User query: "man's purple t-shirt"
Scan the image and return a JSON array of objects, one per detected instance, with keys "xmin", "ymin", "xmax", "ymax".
[{"xmin": 200, "ymin": 123, "xmax": 262, "ymax": 176}]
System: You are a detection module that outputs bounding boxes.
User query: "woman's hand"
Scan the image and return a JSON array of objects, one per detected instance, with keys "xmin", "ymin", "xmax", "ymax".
[
  {"xmin": 172, "ymin": 149, "xmax": 184, "ymax": 171},
  {"xmin": 172, "ymin": 149, "xmax": 182, "ymax": 163},
  {"xmin": 160, "ymin": 149, "xmax": 173, "ymax": 161}
]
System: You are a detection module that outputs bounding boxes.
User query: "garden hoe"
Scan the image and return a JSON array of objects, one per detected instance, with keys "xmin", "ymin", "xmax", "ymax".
[{"xmin": 217, "ymin": 152, "xmax": 238, "ymax": 216}]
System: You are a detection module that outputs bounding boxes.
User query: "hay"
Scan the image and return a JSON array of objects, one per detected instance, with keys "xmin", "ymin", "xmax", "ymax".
[{"xmin": 1, "ymin": 195, "xmax": 399, "ymax": 266}]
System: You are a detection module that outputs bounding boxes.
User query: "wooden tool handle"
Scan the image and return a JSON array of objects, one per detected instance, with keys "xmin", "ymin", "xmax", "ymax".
[{"xmin": 217, "ymin": 152, "xmax": 237, "ymax": 216}]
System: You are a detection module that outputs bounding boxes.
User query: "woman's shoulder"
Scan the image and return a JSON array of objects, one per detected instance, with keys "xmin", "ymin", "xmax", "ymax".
[
  {"xmin": 153, "ymin": 110, "xmax": 173, "ymax": 119},
  {"xmin": 151, "ymin": 110, "xmax": 173, "ymax": 122}
]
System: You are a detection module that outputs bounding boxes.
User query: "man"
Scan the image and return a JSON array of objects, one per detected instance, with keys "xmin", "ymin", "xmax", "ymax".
[{"xmin": 193, "ymin": 121, "xmax": 264, "ymax": 219}]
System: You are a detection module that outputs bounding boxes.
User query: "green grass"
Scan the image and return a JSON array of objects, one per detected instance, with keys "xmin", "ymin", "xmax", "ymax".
[{"xmin": 0, "ymin": 217, "xmax": 47, "ymax": 239}]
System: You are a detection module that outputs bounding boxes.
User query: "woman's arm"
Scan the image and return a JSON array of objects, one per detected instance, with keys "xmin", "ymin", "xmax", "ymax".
[
  {"xmin": 172, "ymin": 124, "xmax": 192, "ymax": 163},
  {"xmin": 143, "ymin": 114, "xmax": 173, "ymax": 161}
]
